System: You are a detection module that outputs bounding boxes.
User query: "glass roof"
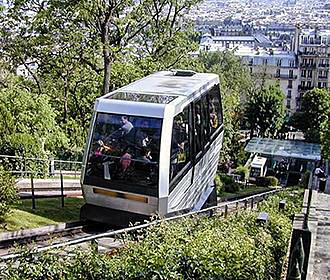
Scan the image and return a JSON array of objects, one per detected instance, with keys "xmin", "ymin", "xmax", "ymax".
[
  {"xmin": 107, "ymin": 92, "xmax": 177, "ymax": 104},
  {"xmin": 245, "ymin": 138, "xmax": 321, "ymax": 161}
]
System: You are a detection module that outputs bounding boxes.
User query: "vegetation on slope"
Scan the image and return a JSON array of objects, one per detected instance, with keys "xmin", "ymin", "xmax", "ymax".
[{"xmin": 2, "ymin": 188, "xmax": 303, "ymax": 280}]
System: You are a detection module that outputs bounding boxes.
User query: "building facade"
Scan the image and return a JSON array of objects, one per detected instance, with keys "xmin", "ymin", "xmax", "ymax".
[
  {"xmin": 293, "ymin": 28, "xmax": 330, "ymax": 110},
  {"xmin": 199, "ymin": 27, "xmax": 330, "ymax": 115}
]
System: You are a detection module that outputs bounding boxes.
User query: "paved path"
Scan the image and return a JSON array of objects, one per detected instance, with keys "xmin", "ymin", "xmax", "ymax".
[
  {"xmin": 16, "ymin": 178, "xmax": 82, "ymax": 198},
  {"xmin": 311, "ymin": 192, "xmax": 330, "ymax": 280}
]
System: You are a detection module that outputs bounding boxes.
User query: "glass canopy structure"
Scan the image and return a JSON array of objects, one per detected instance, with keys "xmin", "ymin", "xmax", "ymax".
[{"xmin": 245, "ymin": 138, "xmax": 321, "ymax": 161}]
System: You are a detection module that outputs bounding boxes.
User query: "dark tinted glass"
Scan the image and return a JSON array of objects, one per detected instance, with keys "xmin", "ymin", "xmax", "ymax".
[
  {"xmin": 108, "ymin": 92, "xmax": 177, "ymax": 104},
  {"xmin": 170, "ymin": 107, "xmax": 191, "ymax": 181},
  {"xmin": 84, "ymin": 113, "xmax": 162, "ymax": 193},
  {"xmin": 194, "ymin": 100, "xmax": 202, "ymax": 154},
  {"xmin": 201, "ymin": 94, "xmax": 210, "ymax": 146},
  {"xmin": 208, "ymin": 85, "xmax": 222, "ymax": 135}
]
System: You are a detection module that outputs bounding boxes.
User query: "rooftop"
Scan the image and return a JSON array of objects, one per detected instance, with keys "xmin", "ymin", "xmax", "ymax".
[{"xmin": 245, "ymin": 138, "xmax": 321, "ymax": 161}]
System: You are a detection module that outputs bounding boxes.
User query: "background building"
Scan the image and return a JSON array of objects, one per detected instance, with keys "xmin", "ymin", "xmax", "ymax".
[{"xmin": 199, "ymin": 26, "xmax": 330, "ymax": 116}]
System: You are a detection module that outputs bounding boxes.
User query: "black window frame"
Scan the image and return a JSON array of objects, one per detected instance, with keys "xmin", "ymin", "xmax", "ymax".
[
  {"xmin": 83, "ymin": 112, "xmax": 163, "ymax": 197},
  {"xmin": 169, "ymin": 83, "xmax": 224, "ymax": 193},
  {"xmin": 169, "ymin": 106, "xmax": 192, "ymax": 183}
]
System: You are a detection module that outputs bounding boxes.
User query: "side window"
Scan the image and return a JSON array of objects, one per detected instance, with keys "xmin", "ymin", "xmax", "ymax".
[
  {"xmin": 201, "ymin": 94, "xmax": 210, "ymax": 146},
  {"xmin": 170, "ymin": 107, "xmax": 191, "ymax": 181},
  {"xmin": 194, "ymin": 100, "xmax": 202, "ymax": 155},
  {"xmin": 208, "ymin": 85, "xmax": 222, "ymax": 136}
]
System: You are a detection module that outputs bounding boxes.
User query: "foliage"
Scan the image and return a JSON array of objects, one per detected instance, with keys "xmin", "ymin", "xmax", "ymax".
[
  {"xmin": 1, "ymin": 0, "xmax": 200, "ymax": 156},
  {"xmin": 287, "ymin": 112, "xmax": 306, "ymax": 132},
  {"xmin": 299, "ymin": 88, "xmax": 330, "ymax": 144},
  {"xmin": 2, "ymin": 189, "xmax": 303, "ymax": 280},
  {"xmin": 0, "ymin": 74, "xmax": 67, "ymax": 159},
  {"xmin": 266, "ymin": 176, "xmax": 279, "ymax": 186},
  {"xmin": 189, "ymin": 51, "xmax": 254, "ymax": 163},
  {"xmin": 219, "ymin": 174, "xmax": 241, "ymax": 193},
  {"xmin": 234, "ymin": 165, "xmax": 249, "ymax": 181},
  {"xmin": 214, "ymin": 174, "xmax": 223, "ymax": 195},
  {"xmin": 245, "ymin": 84, "xmax": 285, "ymax": 138},
  {"xmin": 0, "ymin": 167, "xmax": 18, "ymax": 221},
  {"xmin": 320, "ymin": 114, "xmax": 330, "ymax": 159},
  {"xmin": 256, "ymin": 176, "xmax": 279, "ymax": 187}
]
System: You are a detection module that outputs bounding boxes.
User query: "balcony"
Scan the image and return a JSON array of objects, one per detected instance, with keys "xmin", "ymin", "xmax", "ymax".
[
  {"xmin": 300, "ymin": 40, "xmax": 322, "ymax": 46},
  {"xmin": 298, "ymin": 85, "xmax": 313, "ymax": 91},
  {"xmin": 299, "ymin": 51, "xmax": 319, "ymax": 57},
  {"xmin": 274, "ymin": 74, "xmax": 297, "ymax": 80},
  {"xmin": 300, "ymin": 63, "xmax": 316, "ymax": 68},
  {"xmin": 318, "ymin": 64, "xmax": 330, "ymax": 68},
  {"xmin": 318, "ymin": 76, "xmax": 329, "ymax": 80}
]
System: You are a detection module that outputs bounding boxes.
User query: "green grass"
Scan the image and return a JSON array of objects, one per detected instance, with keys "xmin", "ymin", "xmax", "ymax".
[
  {"xmin": 0, "ymin": 197, "xmax": 84, "ymax": 232},
  {"xmin": 219, "ymin": 185, "xmax": 272, "ymax": 200}
]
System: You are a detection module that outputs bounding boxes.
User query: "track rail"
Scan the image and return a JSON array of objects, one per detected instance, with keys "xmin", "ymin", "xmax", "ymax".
[{"xmin": 1, "ymin": 189, "xmax": 281, "ymax": 261}]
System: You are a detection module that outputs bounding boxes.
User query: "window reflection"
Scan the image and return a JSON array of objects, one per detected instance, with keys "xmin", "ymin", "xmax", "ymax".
[
  {"xmin": 170, "ymin": 107, "xmax": 190, "ymax": 180},
  {"xmin": 85, "ymin": 113, "xmax": 162, "ymax": 189},
  {"xmin": 209, "ymin": 86, "xmax": 222, "ymax": 135}
]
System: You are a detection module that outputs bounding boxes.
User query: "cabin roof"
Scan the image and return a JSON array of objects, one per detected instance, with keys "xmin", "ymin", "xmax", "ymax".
[
  {"xmin": 101, "ymin": 70, "xmax": 219, "ymax": 104},
  {"xmin": 245, "ymin": 138, "xmax": 321, "ymax": 161}
]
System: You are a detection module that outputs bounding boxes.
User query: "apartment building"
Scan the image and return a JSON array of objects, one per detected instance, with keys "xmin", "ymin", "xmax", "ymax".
[
  {"xmin": 199, "ymin": 27, "xmax": 330, "ymax": 115},
  {"xmin": 200, "ymin": 34, "xmax": 299, "ymax": 115},
  {"xmin": 237, "ymin": 47, "xmax": 299, "ymax": 115},
  {"xmin": 293, "ymin": 28, "xmax": 330, "ymax": 110}
]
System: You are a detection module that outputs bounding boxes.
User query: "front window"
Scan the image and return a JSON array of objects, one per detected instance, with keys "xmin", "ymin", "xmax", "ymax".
[
  {"xmin": 84, "ymin": 113, "xmax": 162, "ymax": 195},
  {"xmin": 250, "ymin": 167, "xmax": 261, "ymax": 178}
]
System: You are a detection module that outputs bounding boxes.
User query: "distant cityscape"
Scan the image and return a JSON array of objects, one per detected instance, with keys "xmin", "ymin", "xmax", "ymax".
[
  {"xmin": 191, "ymin": 0, "xmax": 330, "ymax": 116},
  {"xmin": 189, "ymin": 0, "xmax": 330, "ymax": 28}
]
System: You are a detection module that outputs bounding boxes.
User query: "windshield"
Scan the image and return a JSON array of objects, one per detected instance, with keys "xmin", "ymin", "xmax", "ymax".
[
  {"xmin": 250, "ymin": 167, "xmax": 261, "ymax": 178},
  {"xmin": 84, "ymin": 113, "xmax": 162, "ymax": 196}
]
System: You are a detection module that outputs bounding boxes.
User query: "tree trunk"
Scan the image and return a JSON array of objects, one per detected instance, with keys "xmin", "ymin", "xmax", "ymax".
[{"xmin": 102, "ymin": 48, "xmax": 112, "ymax": 95}]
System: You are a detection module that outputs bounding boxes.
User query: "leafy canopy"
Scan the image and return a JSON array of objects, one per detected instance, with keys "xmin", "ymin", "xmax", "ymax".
[
  {"xmin": 0, "ymin": 74, "xmax": 67, "ymax": 158},
  {"xmin": 245, "ymin": 84, "xmax": 285, "ymax": 138}
]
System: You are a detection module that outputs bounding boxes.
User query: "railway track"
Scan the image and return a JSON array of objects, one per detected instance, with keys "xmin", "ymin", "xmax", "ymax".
[{"xmin": 0, "ymin": 188, "xmax": 281, "ymax": 261}]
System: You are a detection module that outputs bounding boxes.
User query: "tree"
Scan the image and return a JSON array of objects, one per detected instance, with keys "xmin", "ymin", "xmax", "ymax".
[
  {"xmin": 187, "ymin": 51, "xmax": 254, "ymax": 163},
  {"xmin": 0, "ymin": 74, "xmax": 67, "ymax": 158},
  {"xmin": 245, "ymin": 84, "xmax": 285, "ymax": 138},
  {"xmin": 2, "ymin": 0, "xmax": 199, "ymax": 95},
  {"xmin": 299, "ymin": 88, "xmax": 330, "ymax": 143},
  {"xmin": 1, "ymin": 0, "xmax": 199, "ymax": 156},
  {"xmin": 320, "ymin": 119, "xmax": 330, "ymax": 160},
  {"xmin": 0, "ymin": 167, "xmax": 18, "ymax": 221}
]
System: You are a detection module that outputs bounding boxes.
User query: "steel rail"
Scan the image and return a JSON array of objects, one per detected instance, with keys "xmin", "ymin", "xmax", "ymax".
[{"xmin": 1, "ymin": 189, "xmax": 281, "ymax": 261}]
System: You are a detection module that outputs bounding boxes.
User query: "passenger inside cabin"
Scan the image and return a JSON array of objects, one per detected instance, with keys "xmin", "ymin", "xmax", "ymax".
[
  {"xmin": 135, "ymin": 120, "xmax": 151, "ymax": 149},
  {"xmin": 209, "ymin": 101, "xmax": 219, "ymax": 129},
  {"xmin": 120, "ymin": 116, "xmax": 134, "ymax": 135}
]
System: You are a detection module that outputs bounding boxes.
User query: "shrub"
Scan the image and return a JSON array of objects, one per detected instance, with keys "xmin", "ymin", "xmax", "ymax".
[
  {"xmin": 266, "ymin": 176, "xmax": 279, "ymax": 186},
  {"xmin": 0, "ymin": 167, "xmax": 18, "ymax": 221},
  {"xmin": 215, "ymin": 174, "xmax": 223, "ymax": 195},
  {"xmin": 2, "ymin": 188, "xmax": 304, "ymax": 280},
  {"xmin": 220, "ymin": 174, "xmax": 241, "ymax": 193},
  {"xmin": 234, "ymin": 165, "xmax": 249, "ymax": 181},
  {"xmin": 256, "ymin": 176, "xmax": 279, "ymax": 187}
]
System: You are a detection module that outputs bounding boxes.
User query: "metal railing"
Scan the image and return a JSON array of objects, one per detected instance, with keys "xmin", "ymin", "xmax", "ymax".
[{"xmin": 0, "ymin": 154, "xmax": 82, "ymax": 178}]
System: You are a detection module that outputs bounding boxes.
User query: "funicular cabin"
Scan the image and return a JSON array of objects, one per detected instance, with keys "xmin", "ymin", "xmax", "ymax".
[
  {"xmin": 245, "ymin": 138, "xmax": 321, "ymax": 187},
  {"xmin": 80, "ymin": 70, "xmax": 224, "ymax": 226}
]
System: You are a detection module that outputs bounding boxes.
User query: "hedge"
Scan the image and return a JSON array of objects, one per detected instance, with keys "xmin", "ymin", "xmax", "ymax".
[{"xmin": 0, "ymin": 167, "xmax": 18, "ymax": 221}]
